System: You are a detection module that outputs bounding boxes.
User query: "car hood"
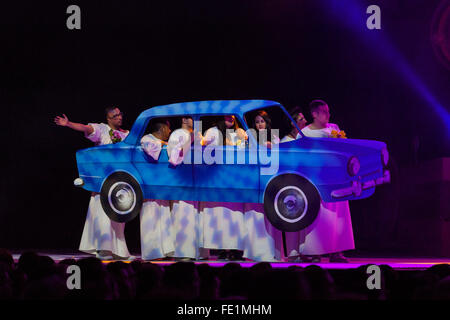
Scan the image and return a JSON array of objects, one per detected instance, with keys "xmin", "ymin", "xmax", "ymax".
[{"xmin": 284, "ymin": 137, "xmax": 387, "ymax": 157}]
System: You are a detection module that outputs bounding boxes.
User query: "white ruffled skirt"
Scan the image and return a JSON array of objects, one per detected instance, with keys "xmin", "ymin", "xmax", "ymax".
[
  {"xmin": 242, "ymin": 203, "xmax": 283, "ymax": 262},
  {"xmin": 140, "ymin": 200, "xmax": 175, "ymax": 260},
  {"xmin": 200, "ymin": 201, "xmax": 246, "ymax": 250},
  {"xmin": 284, "ymin": 201, "xmax": 355, "ymax": 256},
  {"xmin": 79, "ymin": 195, "xmax": 131, "ymax": 258}
]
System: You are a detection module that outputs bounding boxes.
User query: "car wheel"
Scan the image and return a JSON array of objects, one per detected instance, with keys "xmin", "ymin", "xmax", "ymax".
[
  {"xmin": 100, "ymin": 172, "xmax": 143, "ymax": 223},
  {"xmin": 264, "ymin": 174, "xmax": 321, "ymax": 232}
]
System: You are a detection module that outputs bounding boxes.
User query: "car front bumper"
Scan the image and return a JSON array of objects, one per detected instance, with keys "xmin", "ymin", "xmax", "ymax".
[{"xmin": 331, "ymin": 169, "xmax": 391, "ymax": 199}]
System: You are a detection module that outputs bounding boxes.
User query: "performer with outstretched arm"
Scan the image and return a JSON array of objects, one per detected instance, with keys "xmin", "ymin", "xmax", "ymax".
[{"xmin": 54, "ymin": 107, "xmax": 134, "ymax": 260}]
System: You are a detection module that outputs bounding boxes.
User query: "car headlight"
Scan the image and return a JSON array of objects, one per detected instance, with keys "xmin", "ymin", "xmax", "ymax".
[
  {"xmin": 347, "ymin": 156, "xmax": 360, "ymax": 176},
  {"xmin": 381, "ymin": 147, "xmax": 389, "ymax": 167}
]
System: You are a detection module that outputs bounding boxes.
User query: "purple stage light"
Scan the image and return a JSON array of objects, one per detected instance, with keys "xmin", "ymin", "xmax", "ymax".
[{"xmin": 320, "ymin": 0, "xmax": 450, "ymax": 137}]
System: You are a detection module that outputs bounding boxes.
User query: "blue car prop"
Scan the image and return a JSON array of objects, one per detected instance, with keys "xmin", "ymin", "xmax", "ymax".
[{"xmin": 74, "ymin": 100, "xmax": 390, "ymax": 231}]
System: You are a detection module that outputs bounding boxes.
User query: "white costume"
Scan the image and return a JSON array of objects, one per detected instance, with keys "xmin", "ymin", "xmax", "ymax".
[
  {"xmin": 200, "ymin": 127, "xmax": 246, "ymax": 252},
  {"xmin": 166, "ymin": 128, "xmax": 204, "ymax": 259},
  {"xmin": 300, "ymin": 123, "xmax": 340, "ymax": 138},
  {"xmin": 285, "ymin": 123, "xmax": 355, "ymax": 256},
  {"xmin": 171, "ymin": 200, "xmax": 202, "ymax": 259},
  {"xmin": 139, "ymin": 134, "xmax": 175, "ymax": 260},
  {"xmin": 141, "ymin": 133, "xmax": 163, "ymax": 161},
  {"xmin": 140, "ymin": 200, "xmax": 175, "ymax": 260},
  {"xmin": 243, "ymin": 203, "xmax": 283, "ymax": 261},
  {"xmin": 280, "ymin": 134, "xmax": 296, "ymax": 143},
  {"xmin": 167, "ymin": 128, "xmax": 192, "ymax": 166},
  {"xmin": 79, "ymin": 123, "xmax": 131, "ymax": 258},
  {"xmin": 242, "ymin": 132, "xmax": 283, "ymax": 262}
]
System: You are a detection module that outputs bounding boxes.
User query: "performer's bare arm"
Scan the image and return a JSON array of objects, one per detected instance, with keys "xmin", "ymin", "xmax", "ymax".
[{"xmin": 54, "ymin": 114, "xmax": 94, "ymax": 136}]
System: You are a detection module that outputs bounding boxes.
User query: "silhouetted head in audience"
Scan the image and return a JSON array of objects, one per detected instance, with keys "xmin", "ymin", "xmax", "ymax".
[
  {"xmin": 106, "ymin": 261, "xmax": 136, "ymax": 300},
  {"xmin": 136, "ymin": 263, "xmax": 164, "ymax": 299},
  {"xmin": 303, "ymin": 265, "xmax": 336, "ymax": 300},
  {"xmin": 0, "ymin": 249, "xmax": 14, "ymax": 271},
  {"xmin": 219, "ymin": 263, "xmax": 248, "ymax": 299},
  {"xmin": 197, "ymin": 264, "xmax": 220, "ymax": 300},
  {"xmin": 162, "ymin": 262, "xmax": 199, "ymax": 300},
  {"xmin": 70, "ymin": 257, "xmax": 118, "ymax": 300}
]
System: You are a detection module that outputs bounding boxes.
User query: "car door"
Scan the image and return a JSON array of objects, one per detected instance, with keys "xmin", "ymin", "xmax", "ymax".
[
  {"xmin": 193, "ymin": 115, "xmax": 260, "ymax": 203},
  {"xmin": 132, "ymin": 116, "xmax": 194, "ymax": 201}
]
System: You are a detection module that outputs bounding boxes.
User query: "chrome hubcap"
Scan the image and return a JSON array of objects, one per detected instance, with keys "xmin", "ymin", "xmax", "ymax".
[
  {"xmin": 274, "ymin": 186, "xmax": 308, "ymax": 223},
  {"xmin": 108, "ymin": 182, "xmax": 136, "ymax": 215}
]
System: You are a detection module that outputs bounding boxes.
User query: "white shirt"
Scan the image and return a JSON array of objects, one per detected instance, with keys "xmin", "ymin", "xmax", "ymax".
[
  {"xmin": 167, "ymin": 128, "xmax": 192, "ymax": 165},
  {"xmin": 203, "ymin": 127, "xmax": 247, "ymax": 149},
  {"xmin": 141, "ymin": 133, "xmax": 164, "ymax": 160},
  {"xmin": 300, "ymin": 123, "xmax": 340, "ymax": 138},
  {"xmin": 203, "ymin": 126, "xmax": 221, "ymax": 146},
  {"xmin": 280, "ymin": 135, "xmax": 297, "ymax": 143},
  {"xmin": 85, "ymin": 123, "xmax": 129, "ymax": 146}
]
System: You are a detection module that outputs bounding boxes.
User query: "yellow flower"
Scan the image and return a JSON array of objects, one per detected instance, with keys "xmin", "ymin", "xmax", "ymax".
[{"xmin": 331, "ymin": 129, "xmax": 347, "ymax": 139}]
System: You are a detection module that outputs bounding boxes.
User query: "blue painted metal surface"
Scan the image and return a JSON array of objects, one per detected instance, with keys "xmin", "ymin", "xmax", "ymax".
[{"xmin": 75, "ymin": 100, "xmax": 388, "ymax": 204}]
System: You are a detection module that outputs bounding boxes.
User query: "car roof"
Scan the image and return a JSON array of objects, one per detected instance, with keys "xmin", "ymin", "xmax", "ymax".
[{"xmin": 138, "ymin": 100, "xmax": 282, "ymax": 118}]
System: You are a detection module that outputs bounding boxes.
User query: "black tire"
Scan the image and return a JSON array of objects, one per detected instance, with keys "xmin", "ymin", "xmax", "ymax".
[
  {"xmin": 264, "ymin": 174, "xmax": 321, "ymax": 232},
  {"xmin": 100, "ymin": 172, "xmax": 143, "ymax": 223}
]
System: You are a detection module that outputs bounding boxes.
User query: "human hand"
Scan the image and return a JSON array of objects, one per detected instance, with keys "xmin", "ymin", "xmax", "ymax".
[
  {"xmin": 236, "ymin": 128, "xmax": 248, "ymax": 141},
  {"xmin": 54, "ymin": 114, "xmax": 69, "ymax": 127}
]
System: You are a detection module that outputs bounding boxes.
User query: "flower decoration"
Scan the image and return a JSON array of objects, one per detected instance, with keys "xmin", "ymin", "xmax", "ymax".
[
  {"xmin": 109, "ymin": 129, "xmax": 122, "ymax": 144},
  {"xmin": 330, "ymin": 129, "xmax": 347, "ymax": 139}
]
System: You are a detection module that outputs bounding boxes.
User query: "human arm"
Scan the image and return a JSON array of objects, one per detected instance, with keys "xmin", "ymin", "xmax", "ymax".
[{"xmin": 54, "ymin": 114, "xmax": 94, "ymax": 136}]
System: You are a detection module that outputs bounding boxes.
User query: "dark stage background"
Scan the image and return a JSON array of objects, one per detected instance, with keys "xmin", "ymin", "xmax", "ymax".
[{"xmin": 2, "ymin": 0, "xmax": 450, "ymax": 256}]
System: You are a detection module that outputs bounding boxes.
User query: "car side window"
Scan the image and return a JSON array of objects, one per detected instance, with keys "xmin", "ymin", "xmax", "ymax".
[
  {"xmin": 244, "ymin": 106, "xmax": 292, "ymax": 144},
  {"xmin": 199, "ymin": 115, "xmax": 247, "ymax": 148}
]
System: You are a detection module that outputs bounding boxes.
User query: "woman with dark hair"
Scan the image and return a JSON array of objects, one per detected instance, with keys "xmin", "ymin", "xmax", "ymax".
[
  {"xmin": 281, "ymin": 107, "xmax": 307, "ymax": 142},
  {"xmin": 252, "ymin": 110, "xmax": 280, "ymax": 148},
  {"xmin": 242, "ymin": 111, "xmax": 283, "ymax": 262}
]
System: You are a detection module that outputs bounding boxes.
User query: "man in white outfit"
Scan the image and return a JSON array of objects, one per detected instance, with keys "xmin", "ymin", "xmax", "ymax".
[
  {"xmin": 293, "ymin": 100, "xmax": 355, "ymax": 263},
  {"xmin": 140, "ymin": 122, "xmax": 176, "ymax": 260},
  {"xmin": 54, "ymin": 107, "xmax": 133, "ymax": 260},
  {"xmin": 167, "ymin": 116, "xmax": 208, "ymax": 260}
]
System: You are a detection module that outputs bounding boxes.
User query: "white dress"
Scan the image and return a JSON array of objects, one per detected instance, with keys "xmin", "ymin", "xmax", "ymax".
[
  {"xmin": 166, "ymin": 129, "xmax": 205, "ymax": 259},
  {"xmin": 285, "ymin": 123, "xmax": 355, "ymax": 256},
  {"xmin": 171, "ymin": 200, "xmax": 203, "ymax": 259},
  {"xmin": 243, "ymin": 203, "xmax": 283, "ymax": 262},
  {"xmin": 79, "ymin": 123, "xmax": 131, "ymax": 258},
  {"xmin": 139, "ymin": 134, "xmax": 175, "ymax": 260},
  {"xmin": 242, "ymin": 135, "xmax": 283, "ymax": 262},
  {"xmin": 140, "ymin": 200, "xmax": 175, "ymax": 260},
  {"xmin": 200, "ymin": 127, "xmax": 246, "ymax": 251}
]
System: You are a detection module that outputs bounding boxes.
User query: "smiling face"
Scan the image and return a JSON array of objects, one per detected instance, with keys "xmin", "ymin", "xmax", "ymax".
[
  {"xmin": 255, "ymin": 115, "xmax": 267, "ymax": 131},
  {"xmin": 107, "ymin": 108, "xmax": 123, "ymax": 129}
]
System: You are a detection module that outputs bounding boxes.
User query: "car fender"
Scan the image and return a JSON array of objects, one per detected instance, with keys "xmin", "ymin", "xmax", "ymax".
[{"xmin": 260, "ymin": 170, "xmax": 323, "ymax": 204}]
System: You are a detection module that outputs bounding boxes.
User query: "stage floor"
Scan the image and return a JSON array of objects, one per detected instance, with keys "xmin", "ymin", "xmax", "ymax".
[{"xmin": 10, "ymin": 252, "xmax": 450, "ymax": 271}]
